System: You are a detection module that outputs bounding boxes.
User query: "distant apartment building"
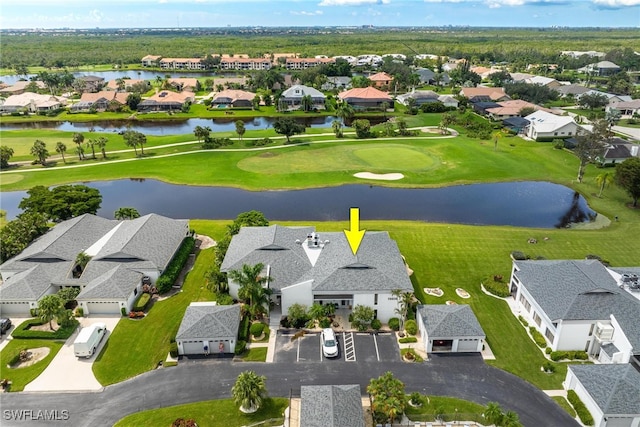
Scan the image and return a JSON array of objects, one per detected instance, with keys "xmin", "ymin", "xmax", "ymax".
[
  {"xmin": 159, "ymin": 58, "xmax": 205, "ymax": 70},
  {"xmin": 141, "ymin": 55, "xmax": 162, "ymax": 67},
  {"xmin": 285, "ymin": 57, "xmax": 335, "ymax": 70},
  {"xmin": 220, "ymin": 58, "xmax": 272, "ymax": 71}
]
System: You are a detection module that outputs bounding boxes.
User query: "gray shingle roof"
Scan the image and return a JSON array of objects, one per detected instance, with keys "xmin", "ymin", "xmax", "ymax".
[
  {"xmin": 77, "ymin": 266, "xmax": 144, "ymax": 300},
  {"xmin": 417, "ymin": 304, "xmax": 485, "ymax": 338},
  {"xmin": 0, "ymin": 265, "xmax": 56, "ymax": 300},
  {"xmin": 300, "ymin": 385, "xmax": 364, "ymax": 427},
  {"xmin": 176, "ymin": 304, "xmax": 241, "ymax": 340},
  {"xmin": 515, "ymin": 260, "xmax": 640, "ymax": 352},
  {"xmin": 281, "ymin": 85, "xmax": 326, "ymax": 100},
  {"xmin": 222, "ymin": 226, "xmax": 412, "ymax": 294},
  {"xmin": 569, "ymin": 364, "xmax": 640, "ymax": 415}
]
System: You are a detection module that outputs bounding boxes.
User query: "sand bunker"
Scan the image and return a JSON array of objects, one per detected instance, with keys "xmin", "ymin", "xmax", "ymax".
[{"xmin": 354, "ymin": 172, "xmax": 404, "ymax": 181}]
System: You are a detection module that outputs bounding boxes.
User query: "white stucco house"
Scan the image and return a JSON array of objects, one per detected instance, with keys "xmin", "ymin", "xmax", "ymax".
[
  {"xmin": 175, "ymin": 302, "xmax": 241, "ymax": 356},
  {"xmin": 279, "ymin": 85, "xmax": 326, "ymax": 110},
  {"xmin": 509, "ymin": 259, "xmax": 640, "ymax": 364},
  {"xmin": 416, "ymin": 304, "xmax": 485, "ymax": 353},
  {"xmin": 220, "ymin": 225, "xmax": 413, "ymax": 323},
  {"xmin": 524, "ymin": 110, "xmax": 580, "ymax": 141},
  {"xmin": 0, "ymin": 213, "xmax": 190, "ymax": 316},
  {"xmin": 564, "ymin": 364, "xmax": 640, "ymax": 427}
]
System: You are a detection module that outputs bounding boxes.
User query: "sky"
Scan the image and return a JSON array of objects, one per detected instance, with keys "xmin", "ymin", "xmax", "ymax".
[{"xmin": 0, "ymin": 0, "xmax": 638, "ymax": 29}]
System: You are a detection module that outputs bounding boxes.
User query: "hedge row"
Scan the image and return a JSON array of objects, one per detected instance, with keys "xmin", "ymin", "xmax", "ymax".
[
  {"xmin": 484, "ymin": 280, "xmax": 511, "ymax": 297},
  {"xmin": 235, "ymin": 340, "xmax": 246, "ymax": 355},
  {"xmin": 528, "ymin": 326, "xmax": 547, "ymax": 348},
  {"xmin": 132, "ymin": 293, "xmax": 151, "ymax": 311},
  {"xmin": 156, "ymin": 237, "xmax": 195, "ymax": 294},
  {"xmin": 238, "ymin": 315, "xmax": 251, "ymax": 342},
  {"xmin": 518, "ymin": 315, "xmax": 529, "ymax": 327},
  {"xmin": 399, "ymin": 337, "xmax": 417, "ymax": 344},
  {"xmin": 567, "ymin": 390, "xmax": 594, "ymax": 426},
  {"xmin": 11, "ymin": 318, "xmax": 79, "ymax": 340},
  {"xmin": 550, "ymin": 351, "xmax": 588, "ymax": 361}
]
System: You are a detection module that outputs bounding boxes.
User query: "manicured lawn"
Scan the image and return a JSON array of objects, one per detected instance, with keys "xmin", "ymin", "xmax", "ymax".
[
  {"xmin": 239, "ymin": 347, "xmax": 268, "ymax": 362},
  {"xmin": 92, "ymin": 247, "xmax": 218, "ymax": 386},
  {"xmin": 405, "ymin": 394, "xmax": 486, "ymax": 423},
  {"xmin": 0, "ymin": 339, "xmax": 64, "ymax": 392},
  {"xmin": 552, "ymin": 396, "xmax": 577, "ymax": 418},
  {"xmin": 113, "ymin": 397, "xmax": 287, "ymax": 427}
]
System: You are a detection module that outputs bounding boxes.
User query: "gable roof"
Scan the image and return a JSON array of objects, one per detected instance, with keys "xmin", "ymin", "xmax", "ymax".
[
  {"xmin": 77, "ymin": 265, "xmax": 144, "ymax": 300},
  {"xmin": 396, "ymin": 90, "xmax": 439, "ymax": 104},
  {"xmin": 555, "ymin": 84, "xmax": 590, "ymax": 96},
  {"xmin": 176, "ymin": 303, "xmax": 241, "ymax": 340},
  {"xmin": 369, "ymin": 72, "xmax": 392, "ymax": 82},
  {"xmin": 524, "ymin": 110, "xmax": 576, "ymax": 132},
  {"xmin": 0, "ymin": 264, "xmax": 60, "ymax": 301},
  {"xmin": 212, "ymin": 89, "xmax": 255, "ymax": 103},
  {"xmin": 417, "ymin": 304, "xmax": 485, "ymax": 338},
  {"xmin": 514, "ymin": 260, "xmax": 640, "ymax": 352},
  {"xmin": 281, "ymin": 85, "xmax": 325, "ymax": 99},
  {"xmin": 460, "ymin": 87, "xmax": 508, "ymax": 101},
  {"xmin": 300, "ymin": 385, "xmax": 364, "ymax": 427},
  {"xmin": 569, "ymin": 364, "xmax": 640, "ymax": 415},
  {"xmin": 338, "ymin": 87, "xmax": 392, "ymax": 102},
  {"xmin": 486, "ymin": 99, "xmax": 554, "ymax": 117}
]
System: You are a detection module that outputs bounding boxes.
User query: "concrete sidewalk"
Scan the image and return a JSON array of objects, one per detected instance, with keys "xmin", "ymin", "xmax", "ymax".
[{"xmin": 24, "ymin": 316, "xmax": 120, "ymax": 392}]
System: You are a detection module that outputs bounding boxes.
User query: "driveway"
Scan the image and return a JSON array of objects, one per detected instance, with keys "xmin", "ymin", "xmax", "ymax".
[{"xmin": 23, "ymin": 316, "xmax": 121, "ymax": 392}]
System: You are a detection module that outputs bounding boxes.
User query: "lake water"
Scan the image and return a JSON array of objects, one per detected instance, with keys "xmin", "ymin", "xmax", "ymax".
[
  {"xmin": 0, "ymin": 70, "xmax": 221, "ymax": 86},
  {"xmin": 0, "ymin": 180, "xmax": 596, "ymax": 228},
  {"xmin": 0, "ymin": 116, "xmax": 344, "ymax": 135}
]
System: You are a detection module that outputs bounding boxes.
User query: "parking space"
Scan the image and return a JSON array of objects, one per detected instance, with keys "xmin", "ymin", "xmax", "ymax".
[{"xmin": 274, "ymin": 330, "xmax": 399, "ymax": 364}]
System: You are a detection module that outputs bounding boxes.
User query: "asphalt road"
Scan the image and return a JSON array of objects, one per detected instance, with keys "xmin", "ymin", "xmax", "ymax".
[{"xmin": 0, "ymin": 354, "xmax": 578, "ymax": 427}]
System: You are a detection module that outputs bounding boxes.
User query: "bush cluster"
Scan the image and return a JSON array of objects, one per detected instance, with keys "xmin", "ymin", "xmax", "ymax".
[
  {"xmin": 238, "ymin": 315, "xmax": 251, "ymax": 341},
  {"xmin": 388, "ymin": 317, "xmax": 400, "ymax": 331},
  {"xmin": 567, "ymin": 390, "xmax": 595, "ymax": 426},
  {"xmin": 156, "ymin": 237, "xmax": 195, "ymax": 293},
  {"xmin": 550, "ymin": 351, "xmax": 588, "ymax": 361},
  {"xmin": 528, "ymin": 326, "xmax": 547, "ymax": 348},
  {"xmin": 215, "ymin": 292, "xmax": 234, "ymax": 305},
  {"xmin": 235, "ymin": 340, "xmax": 246, "ymax": 355},
  {"xmin": 11, "ymin": 319, "xmax": 79, "ymax": 340},
  {"xmin": 319, "ymin": 318, "xmax": 332, "ymax": 329},
  {"xmin": 371, "ymin": 319, "xmax": 382, "ymax": 331},
  {"xmin": 169, "ymin": 342, "xmax": 179, "ymax": 358},
  {"xmin": 245, "ymin": 138, "xmax": 272, "ymax": 147},
  {"xmin": 518, "ymin": 315, "xmax": 529, "ymax": 327},
  {"xmin": 542, "ymin": 361, "xmax": 556, "ymax": 373},
  {"xmin": 399, "ymin": 337, "xmax": 417, "ymax": 344},
  {"xmin": 511, "ymin": 251, "xmax": 530, "ymax": 260},
  {"xmin": 132, "ymin": 293, "xmax": 151, "ymax": 311},
  {"xmin": 250, "ymin": 322, "xmax": 265, "ymax": 338},
  {"xmin": 202, "ymin": 137, "xmax": 233, "ymax": 149},
  {"xmin": 484, "ymin": 280, "xmax": 511, "ymax": 297},
  {"xmin": 405, "ymin": 319, "xmax": 418, "ymax": 336}
]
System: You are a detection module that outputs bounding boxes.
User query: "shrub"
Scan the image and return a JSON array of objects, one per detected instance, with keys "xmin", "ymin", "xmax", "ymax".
[
  {"xmin": 129, "ymin": 311, "xmax": 145, "ymax": 319},
  {"xmin": 567, "ymin": 390, "xmax": 594, "ymax": 426},
  {"xmin": 319, "ymin": 318, "xmax": 332, "ymax": 329},
  {"xmin": 280, "ymin": 316, "xmax": 291, "ymax": 329},
  {"xmin": 132, "ymin": 293, "xmax": 151, "ymax": 311},
  {"xmin": 371, "ymin": 319, "xmax": 382, "ymax": 331},
  {"xmin": 388, "ymin": 317, "xmax": 400, "ymax": 331},
  {"xmin": 250, "ymin": 322, "xmax": 265, "ymax": 338},
  {"xmin": 511, "ymin": 251, "xmax": 529, "ymax": 260},
  {"xmin": 169, "ymin": 342, "xmax": 179, "ymax": 358},
  {"xmin": 484, "ymin": 280, "xmax": 511, "ymax": 297},
  {"xmin": 11, "ymin": 318, "xmax": 79, "ymax": 340},
  {"xmin": 545, "ymin": 347, "xmax": 552, "ymax": 354},
  {"xmin": 550, "ymin": 351, "xmax": 588, "ymax": 361},
  {"xmin": 528, "ymin": 326, "xmax": 547, "ymax": 348},
  {"xmin": 238, "ymin": 315, "xmax": 251, "ymax": 341},
  {"xmin": 405, "ymin": 319, "xmax": 418, "ymax": 336},
  {"xmin": 401, "ymin": 348, "xmax": 423, "ymax": 362},
  {"xmin": 410, "ymin": 392, "xmax": 423, "ymax": 406},
  {"xmin": 75, "ymin": 307, "xmax": 84, "ymax": 317},
  {"xmin": 215, "ymin": 292, "xmax": 234, "ymax": 305},
  {"xmin": 30, "ymin": 308, "xmax": 38, "ymax": 317},
  {"xmin": 156, "ymin": 237, "xmax": 195, "ymax": 293},
  {"xmin": 518, "ymin": 315, "xmax": 529, "ymax": 327},
  {"xmin": 542, "ymin": 361, "xmax": 556, "ymax": 373},
  {"xmin": 235, "ymin": 340, "xmax": 246, "ymax": 355},
  {"xmin": 288, "ymin": 303, "xmax": 309, "ymax": 329},
  {"xmin": 399, "ymin": 337, "xmax": 418, "ymax": 344},
  {"xmin": 121, "ymin": 307, "xmax": 127, "ymax": 317}
]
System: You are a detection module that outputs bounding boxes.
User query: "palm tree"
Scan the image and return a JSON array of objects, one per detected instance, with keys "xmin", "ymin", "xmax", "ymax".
[
  {"xmin": 336, "ymin": 101, "xmax": 355, "ymax": 125},
  {"xmin": 309, "ymin": 302, "xmax": 327, "ymax": 326},
  {"xmin": 235, "ymin": 120, "xmax": 246, "ymax": 141},
  {"xmin": 72, "ymin": 132, "xmax": 85, "ymax": 160},
  {"xmin": 228, "ymin": 263, "xmax": 272, "ymax": 319},
  {"xmin": 96, "ymin": 137, "xmax": 108, "ymax": 159},
  {"xmin": 501, "ymin": 410, "xmax": 520, "ymax": 427},
  {"xmin": 75, "ymin": 252, "xmax": 91, "ymax": 272},
  {"xmin": 37, "ymin": 294, "xmax": 64, "ymax": 331},
  {"xmin": 483, "ymin": 402, "xmax": 504, "ymax": 426},
  {"xmin": 439, "ymin": 113, "xmax": 456, "ymax": 135},
  {"xmin": 595, "ymin": 171, "xmax": 614, "ymax": 197},
  {"xmin": 55, "ymin": 141, "xmax": 67, "ymax": 164},
  {"xmin": 114, "ymin": 207, "xmax": 140, "ymax": 220},
  {"xmin": 232, "ymin": 371, "xmax": 267, "ymax": 413},
  {"xmin": 332, "ymin": 120, "xmax": 343, "ymax": 138},
  {"xmin": 392, "ymin": 289, "xmax": 414, "ymax": 331},
  {"xmin": 300, "ymin": 94, "xmax": 313, "ymax": 112},
  {"xmin": 380, "ymin": 101, "xmax": 390, "ymax": 120},
  {"xmin": 493, "ymin": 129, "xmax": 505, "ymax": 152},
  {"xmin": 30, "ymin": 140, "xmax": 49, "ymax": 166},
  {"xmin": 85, "ymin": 138, "xmax": 97, "ymax": 159}
]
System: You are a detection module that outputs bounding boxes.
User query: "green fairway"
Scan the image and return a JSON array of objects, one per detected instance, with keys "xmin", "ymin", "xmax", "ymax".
[{"xmin": 114, "ymin": 397, "xmax": 288, "ymax": 427}]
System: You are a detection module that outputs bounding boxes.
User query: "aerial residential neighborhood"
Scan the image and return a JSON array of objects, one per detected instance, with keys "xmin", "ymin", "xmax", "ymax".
[{"xmin": 1, "ymin": 5, "xmax": 640, "ymax": 427}]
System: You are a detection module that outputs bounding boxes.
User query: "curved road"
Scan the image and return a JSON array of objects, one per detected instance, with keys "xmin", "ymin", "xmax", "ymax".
[{"xmin": 0, "ymin": 354, "xmax": 577, "ymax": 427}]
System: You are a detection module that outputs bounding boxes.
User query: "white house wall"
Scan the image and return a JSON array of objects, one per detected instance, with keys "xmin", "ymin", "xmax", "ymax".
[
  {"xmin": 609, "ymin": 315, "xmax": 632, "ymax": 363},
  {"xmin": 228, "ymin": 278, "xmax": 241, "ymax": 300},
  {"xmin": 513, "ymin": 279, "xmax": 557, "ymax": 349},
  {"xmin": 281, "ymin": 280, "xmax": 314, "ymax": 316},
  {"xmin": 556, "ymin": 320, "xmax": 593, "ymax": 352},
  {"xmin": 566, "ymin": 371, "xmax": 605, "ymax": 427},
  {"xmin": 353, "ymin": 292, "xmax": 398, "ymax": 323}
]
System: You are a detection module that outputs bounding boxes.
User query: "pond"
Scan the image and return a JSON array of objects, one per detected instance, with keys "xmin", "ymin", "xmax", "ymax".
[
  {"xmin": 0, "ymin": 116, "xmax": 346, "ymax": 135},
  {"xmin": 0, "ymin": 70, "xmax": 223, "ymax": 86},
  {"xmin": 1, "ymin": 180, "xmax": 596, "ymax": 229}
]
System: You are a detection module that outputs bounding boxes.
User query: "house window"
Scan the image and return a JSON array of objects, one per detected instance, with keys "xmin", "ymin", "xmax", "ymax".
[
  {"xmin": 568, "ymin": 132, "xmax": 572, "ymax": 136},
  {"xmin": 374, "ymin": 294, "xmax": 378, "ymax": 305},
  {"xmin": 134, "ymin": 288, "xmax": 138, "ymax": 296},
  {"xmin": 545, "ymin": 328, "xmax": 554, "ymax": 343},
  {"xmin": 374, "ymin": 309, "xmax": 378, "ymax": 319},
  {"xmin": 588, "ymin": 323, "xmax": 595, "ymax": 336},
  {"xmin": 554, "ymin": 132, "xmax": 558, "ymax": 136},
  {"xmin": 533, "ymin": 312, "xmax": 541, "ymax": 327}
]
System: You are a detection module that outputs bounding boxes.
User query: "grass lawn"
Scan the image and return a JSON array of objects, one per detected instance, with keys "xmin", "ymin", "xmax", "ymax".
[
  {"xmin": 405, "ymin": 394, "xmax": 486, "ymax": 422},
  {"xmin": 0, "ymin": 339, "xmax": 64, "ymax": 392},
  {"xmin": 552, "ymin": 396, "xmax": 577, "ymax": 418},
  {"xmin": 239, "ymin": 347, "xmax": 268, "ymax": 362},
  {"xmin": 92, "ymin": 247, "xmax": 218, "ymax": 386},
  {"xmin": 113, "ymin": 397, "xmax": 288, "ymax": 427}
]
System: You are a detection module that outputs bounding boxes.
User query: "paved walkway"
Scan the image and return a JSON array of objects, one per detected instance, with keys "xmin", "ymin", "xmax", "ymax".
[{"xmin": 24, "ymin": 316, "xmax": 121, "ymax": 392}]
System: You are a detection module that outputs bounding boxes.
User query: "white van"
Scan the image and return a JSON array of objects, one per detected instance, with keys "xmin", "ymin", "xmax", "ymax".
[{"xmin": 73, "ymin": 323, "xmax": 107, "ymax": 358}]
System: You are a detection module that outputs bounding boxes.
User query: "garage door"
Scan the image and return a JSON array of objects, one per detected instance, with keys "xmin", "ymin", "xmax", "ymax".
[
  {"xmin": 604, "ymin": 417, "xmax": 633, "ymax": 427},
  {"xmin": 457, "ymin": 339, "xmax": 480, "ymax": 352},
  {"xmin": 1, "ymin": 302, "xmax": 31, "ymax": 316},
  {"xmin": 86, "ymin": 302, "xmax": 120, "ymax": 315},
  {"xmin": 181, "ymin": 340, "xmax": 206, "ymax": 355}
]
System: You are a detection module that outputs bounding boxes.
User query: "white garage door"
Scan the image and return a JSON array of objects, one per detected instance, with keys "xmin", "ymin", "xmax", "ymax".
[
  {"xmin": 1, "ymin": 302, "xmax": 31, "ymax": 316},
  {"xmin": 457, "ymin": 339, "xmax": 480, "ymax": 352},
  {"xmin": 86, "ymin": 302, "xmax": 120, "ymax": 315},
  {"xmin": 181, "ymin": 340, "xmax": 206, "ymax": 355}
]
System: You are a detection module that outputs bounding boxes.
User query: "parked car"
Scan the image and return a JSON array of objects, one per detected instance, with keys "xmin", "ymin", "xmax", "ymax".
[
  {"xmin": 321, "ymin": 328, "xmax": 338, "ymax": 358},
  {"xmin": 0, "ymin": 318, "xmax": 11, "ymax": 335},
  {"xmin": 73, "ymin": 323, "xmax": 107, "ymax": 358}
]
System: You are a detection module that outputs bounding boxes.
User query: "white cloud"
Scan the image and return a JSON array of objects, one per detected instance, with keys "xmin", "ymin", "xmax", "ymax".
[
  {"xmin": 319, "ymin": 0, "xmax": 390, "ymax": 6},
  {"xmin": 592, "ymin": 0, "xmax": 640, "ymax": 5},
  {"xmin": 290, "ymin": 10, "xmax": 324, "ymax": 15},
  {"xmin": 423, "ymin": 0, "xmax": 466, "ymax": 3}
]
